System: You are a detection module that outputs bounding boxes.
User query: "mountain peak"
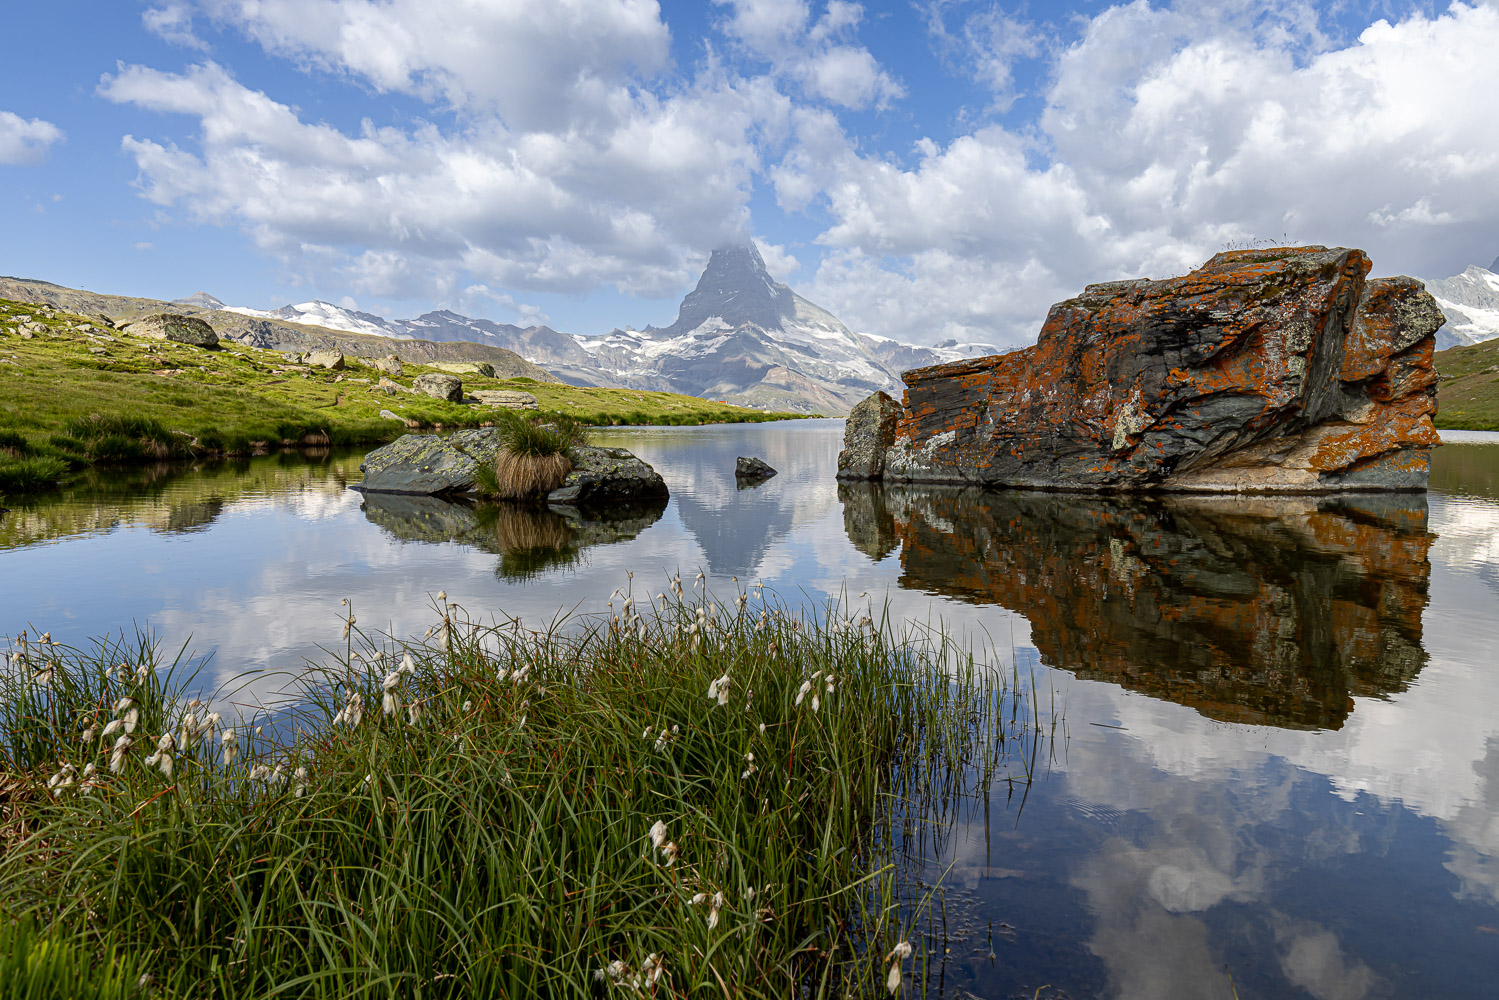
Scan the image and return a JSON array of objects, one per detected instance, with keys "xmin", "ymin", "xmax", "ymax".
[
  {"xmin": 668, "ymin": 243, "xmax": 795, "ymax": 334},
  {"xmin": 1490, "ymin": 255, "xmax": 1499, "ymax": 273},
  {"xmin": 175, "ymin": 291, "xmax": 226, "ymax": 309}
]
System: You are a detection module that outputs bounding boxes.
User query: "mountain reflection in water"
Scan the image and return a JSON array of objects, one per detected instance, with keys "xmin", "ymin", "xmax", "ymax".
[
  {"xmin": 840, "ymin": 483, "xmax": 1432, "ymax": 730},
  {"xmin": 359, "ymin": 493, "xmax": 667, "ymax": 581}
]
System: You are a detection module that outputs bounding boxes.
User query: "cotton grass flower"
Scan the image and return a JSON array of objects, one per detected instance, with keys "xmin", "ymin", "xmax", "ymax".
[
  {"xmin": 294, "ymin": 766, "xmax": 310, "ymax": 797},
  {"xmin": 706, "ymin": 673, "xmax": 731, "ymax": 707},
  {"xmin": 707, "ymin": 890, "xmax": 725, "ymax": 930},
  {"xmin": 794, "ymin": 680, "xmax": 812, "ymax": 706},
  {"xmin": 660, "ymin": 841, "xmax": 679, "ymax": 866},
  {"xmin": 885, "ymin": 941, "xmax": 913, "ymax": 995},
  {"xmin": 648, "ymin": 820, "xmax": 667, "ymax": 853},
  {"xmin": 108, "ymin": 734, "xmax": 133, "ymax": 774},
  {"xmin": 220, "ymin": 728, "xmax": 238, "ymax": 767}
]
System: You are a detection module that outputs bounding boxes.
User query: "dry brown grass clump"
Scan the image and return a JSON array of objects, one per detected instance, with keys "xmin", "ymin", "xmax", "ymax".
[
  {"xmin": 490, "ymin": 504, "xmax": 574, "ymax": 552},
  {"xmin": 486, "ymin": 448, "xmax": 572, "ymax": 500}
]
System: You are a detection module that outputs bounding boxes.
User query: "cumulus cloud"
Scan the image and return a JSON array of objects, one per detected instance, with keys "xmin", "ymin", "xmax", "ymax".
[
  {"xmin": 780, "ymin": 1, "xmax": 1499, "ymax": 345},
  {"xmin": 192, "ymin": 0, "xmax": 672, "ymax": 130},
  {"xmin": 0, "ymin": 110, "xmax": 64, "ymax": 165},
  {"xmin": 922, "ymin": 0, "xmax": 1043, "ymax": 108},
  {"xmin": 715, "ymin": 0, "xmax": 904, "ymax": 109},
  {"xmin": 100, "ymin": 58, "xmax": 789, "ymax": 298},
  {"xmin": 143, "ymin": 2, "xmax": 210, "ymax": 50}
]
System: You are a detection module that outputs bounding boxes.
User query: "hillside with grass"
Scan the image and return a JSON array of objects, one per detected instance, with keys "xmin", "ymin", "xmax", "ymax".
[
  {"xmin": 1436, "ymin": 338, "xmax": 1499, "ymax": 430},
  {"xmin": 0, "ymin": 299, "xmax": 810, "ymax": 498}
]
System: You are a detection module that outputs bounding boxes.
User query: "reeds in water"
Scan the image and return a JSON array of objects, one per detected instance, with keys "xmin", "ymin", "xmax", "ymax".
[{"xmin": 0, "ymin": 583, "xmax": 1033, "ymax": 998}]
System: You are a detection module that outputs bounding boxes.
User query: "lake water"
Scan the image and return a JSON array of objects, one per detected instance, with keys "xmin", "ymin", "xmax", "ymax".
[{"xmin": 3, "ymin": 420, "xmax": 1498, "ymax": 998}]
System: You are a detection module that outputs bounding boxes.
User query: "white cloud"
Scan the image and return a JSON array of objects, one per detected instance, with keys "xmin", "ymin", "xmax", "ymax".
[
  {"xmin": 781, "ymin": 1, "xmax": 1499, "ymax": 345},
  {"xmin": 193, "ymin": 0, "xmax": 672, "ymax": 131},
  {"xmin": 714, "ymin": 0, "xmax": 904, "ymax": 109},
  {"xmin": 100, "ymin": 59, "xmax": 789, "ymax": 299},
  {"xmin": 752, "ymin": 237, "xmax": 801, "ymax": 279},
  {"xmin": 0, "ymin": 110, "xmax": 64, "ymax": 165},
  {"xmin": 143, "ymin": 2, "xmax": 210, "ymax": 50},
  {"xmin": 133, "ymin": 241, "xmax": 155, "ymax": 251},
  {"xmin": 922, "ymin": 1, "xmax": 1042, "ymax": 107}
]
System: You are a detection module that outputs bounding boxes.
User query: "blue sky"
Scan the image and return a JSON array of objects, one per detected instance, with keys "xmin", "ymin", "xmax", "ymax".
[{"xmin": 1, "ymin": 0, "xmax": 1493, "ymax": 346}]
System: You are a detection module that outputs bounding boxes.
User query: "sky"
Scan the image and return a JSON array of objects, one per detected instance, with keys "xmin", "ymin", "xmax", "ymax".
[{"xmin": 1, "ymin": 0, "xmax": 1496, "ymax": 348}]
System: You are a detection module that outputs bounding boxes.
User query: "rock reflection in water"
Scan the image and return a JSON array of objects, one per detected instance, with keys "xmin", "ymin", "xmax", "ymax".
[
  {"xmin": 359, "ymin": 493, "xmax": 667, "ymax": 581},
  {"xmin": 839, "ymin": 483, "xmax": 1433, "ymax": 729}
]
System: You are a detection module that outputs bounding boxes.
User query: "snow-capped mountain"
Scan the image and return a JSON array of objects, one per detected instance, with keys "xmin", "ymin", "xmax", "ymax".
[
  {"xmin": 1424, "ymin": 261, "xmax": 1499, "ymax": 349},
  {"xmin": 182, "ymin": 245, "xmax": 1003, "ymax": 412},
  {"xmin": 218, "ymin": 300, "xmax": 409, "ymax": 340}
]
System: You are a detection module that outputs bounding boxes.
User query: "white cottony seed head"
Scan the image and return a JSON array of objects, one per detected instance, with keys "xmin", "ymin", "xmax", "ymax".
[{"xmin": 648, "ymin": 820, "xmax": 667, "ymax": 852}]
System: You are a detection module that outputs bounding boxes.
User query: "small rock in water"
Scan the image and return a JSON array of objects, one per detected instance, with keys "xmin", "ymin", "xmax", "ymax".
[{"xmin": 735, "ymin": 456, "xmax": 777, "ymax": 479}]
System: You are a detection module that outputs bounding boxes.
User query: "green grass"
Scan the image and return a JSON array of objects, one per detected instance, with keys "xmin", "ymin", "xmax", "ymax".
[
  {"xmin": 0, "ymin": 586, "xmax": 1019, "ymax": 998},
  {"xmin": 1436, "ymin": 339, "xmax": 1499, "ymax": 430},
  {"xmin": 0, "ymin": 298, "xmax": 813, "ymax": 498}
]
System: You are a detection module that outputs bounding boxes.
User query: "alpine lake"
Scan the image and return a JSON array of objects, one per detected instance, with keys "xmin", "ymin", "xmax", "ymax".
[{"xmin": 4, "ymin": 419, "xmax": 1499, "ymax": 1000}]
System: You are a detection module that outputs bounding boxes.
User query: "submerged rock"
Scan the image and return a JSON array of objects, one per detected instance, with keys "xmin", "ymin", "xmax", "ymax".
[
  {"xmin": 734, "ymin": 456, "xmax": 777, "ymax": 479},
  {"xmin": 547, "ymin": 446, "xmax": 670, "ymax": 505},
  {"xmin": 864, "ymin": 247, "xmax": 1443, "ymax": 492},
  {"xmin": 126, "ymin": 313, "xmax": 219, "ymax": 348},
  {"xmin": 358, "ymin": 431, "xmax": 669, "ymax": 506}
]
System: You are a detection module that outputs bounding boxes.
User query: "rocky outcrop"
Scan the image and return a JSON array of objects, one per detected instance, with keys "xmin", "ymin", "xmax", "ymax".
[
  {"xmin": 412, "ymin": 373, "xmax": 463, "ymax": 402},
  {"xmin": 373, "ymin": 355, "xmax": 402, "ymax": 376},
  {"xmin": 546, "ymin": 446, "xmax": 669, "ymax": 505},
  {"xmin": 306, "ymin": 349, "xmax": 345, "ymax": 370},
  {"xmin": 357, "ymin": 432, "xmax": 669, "ymax": 506},
  {"xmin": 472, "ymin": 390, "xmax": 538, "ymax": 410},
  {"xmin": 735, "ymin": 456, "xmax": 777, "ymax": 479},
  {"xmin": 836, "ymin": 390, "xmax": 902, "ymax": 479},
  {"xmin": 431, "ymin": 361, "xmax": 496, "ymax": 378},
  {"xmin": 868, "ymin": 247, "xmax": 1443, "ymax": 492},
  {"xmin": 126, "ymin": 313, "xmax": 219, "ymax": 348},
  {"xmin": 839, "ymin": 484, "xmax": 1431, "ymax": 729},
  {"xmin": 357, "ymin": 429, "xmax": 505, "ymax": 494}
]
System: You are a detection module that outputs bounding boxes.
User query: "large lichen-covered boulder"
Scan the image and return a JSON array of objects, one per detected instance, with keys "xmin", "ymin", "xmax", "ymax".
[
  {"xmin": 837, "ymin": 390, "xmax": 902, "ymax": 480},
  {"xmin": 882, "ymin": 246, "xmax": 1444, "ymax": 492},
  {"xmin": 546, "ymin": 446, "xmax": 669, "ymax": 506},
  {"xmin": 412, "ymin": 373, "xmax": 463, "ymax": 402},
  {"xmin": 357, "ymin": 429, "xmax": 506, "ymax": 494},
  {"xmin": 127, "ymin": 313, "xmax": 219, "ymax": 348}
]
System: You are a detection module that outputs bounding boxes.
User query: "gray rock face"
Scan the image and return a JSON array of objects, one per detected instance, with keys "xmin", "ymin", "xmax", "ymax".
[
  {"xmin": 128, "ymin": 313, "xmax": 219, "ymax": 348},
  {"xmin": 373, "ymin": 355, "xmax": 402, "ymax": 376},
  {"xmin": 358, "ymin": 429, "xmax": 507, "ymax": 494},
  {"xmin": 412, "ymin": 373, "xmax": 463, "ymax": 401},
  {"xmin": 546, "ymin": 446, "xmax": 669, "ymax": 506},
  {"xmin": 735, "ymin": 456, "xmax": 777, "ymax": 479},
  {"xmin": 836, "ymin": 390, "xmax": 902, "ymax": 480},
  {"xmin": 472, "ymin": 390, "xmax": 538, "ymax": 410},
  {"xmin": 378, "ymin": 409, "xmax": 403, "ymax": 421},
  {"xmin": 307, "ymin": 349, "xmax": 345, "ymax": 370}
]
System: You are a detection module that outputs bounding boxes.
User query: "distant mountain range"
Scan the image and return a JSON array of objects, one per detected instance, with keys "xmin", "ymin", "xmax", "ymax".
[
  {"xmin": 1425, "ymin": 258, "xmax": 1499, "ymax": 350},
  {"xmin": 175, "ymin": 245, "xmax": 1002, "ymax": 413}
]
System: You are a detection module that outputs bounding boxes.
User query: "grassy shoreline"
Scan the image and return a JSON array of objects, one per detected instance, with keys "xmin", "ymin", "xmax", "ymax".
[
  {"xmin": 0, "ymin": 586, "xmax": 1017, "ymax": 998},
  {"xmin": 0, "ymin": 298, "xmax": 811, "ymax": 500}
]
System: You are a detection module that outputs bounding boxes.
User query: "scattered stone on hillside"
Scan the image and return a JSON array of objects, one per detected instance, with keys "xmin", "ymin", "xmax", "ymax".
[
  {"xmin": 836, "ymin": 390, "xmax": 902, "ymax": 480},
  {"xmin": 412, "ymin": 373, "xmax": 463, "ymax": 401},
  {"xmin": 307, "ymin": 349, "xmax": 345, "ymax": 370},
  {"xmin": 88, "ymin": 346, "xmax": 107, "ymax": 355},
  {"xmin": 472, "ymin": 390, "xmax": 538, "ymax": 410},
  {"xmin": 18, "ymin": 331, "xmax": 32, "ymax": 340},
  {"xmin": 126, "ymin": 313, "xmax": 219, "ymax": 348},
  {"xmin": 431, "ymin": 361, "xmax": 496, "ymax": 378},
  {"xmin": 379, "ymin": 409, "xmax": 403, "ymax": 421},
  {"xmin": 735, "ymin": 456, "xmax": 777, "ymax": 479},
  {"xmin": 867, "ymin": 246, "xmax": 1443, "ymax": 493},
  {"xmin": 376, "ymin": 377, "xmax": 406, "ymax": 395},
  {"xmin": 88, "ymin": 314, "xmax": 117, "ymax": 330},
  {"xmin": 373, "ymin": 354, "xmax": 403, "ymax": 376},
  {"xmin": 547, "ymin": 446, "xmax": 670, "ymax": 506}
]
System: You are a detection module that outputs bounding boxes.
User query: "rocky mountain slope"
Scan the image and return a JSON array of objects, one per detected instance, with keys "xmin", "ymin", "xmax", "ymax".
[
  {"xmin": 0, "ymin": 276, "xmax": 558, "ymax": 380},
  {"xmin": 163, "ymin": 246, "xmax": 1001, "ymax": 413},
  {"xmin": 1423, "ymin": 258, "xmax": 1499, "ymax": 349}
]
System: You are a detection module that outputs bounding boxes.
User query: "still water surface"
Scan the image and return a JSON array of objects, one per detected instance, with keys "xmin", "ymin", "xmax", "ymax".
[{"xmin": 3, "ymin": 420, "xmax": 1498, "ymax": 998}]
